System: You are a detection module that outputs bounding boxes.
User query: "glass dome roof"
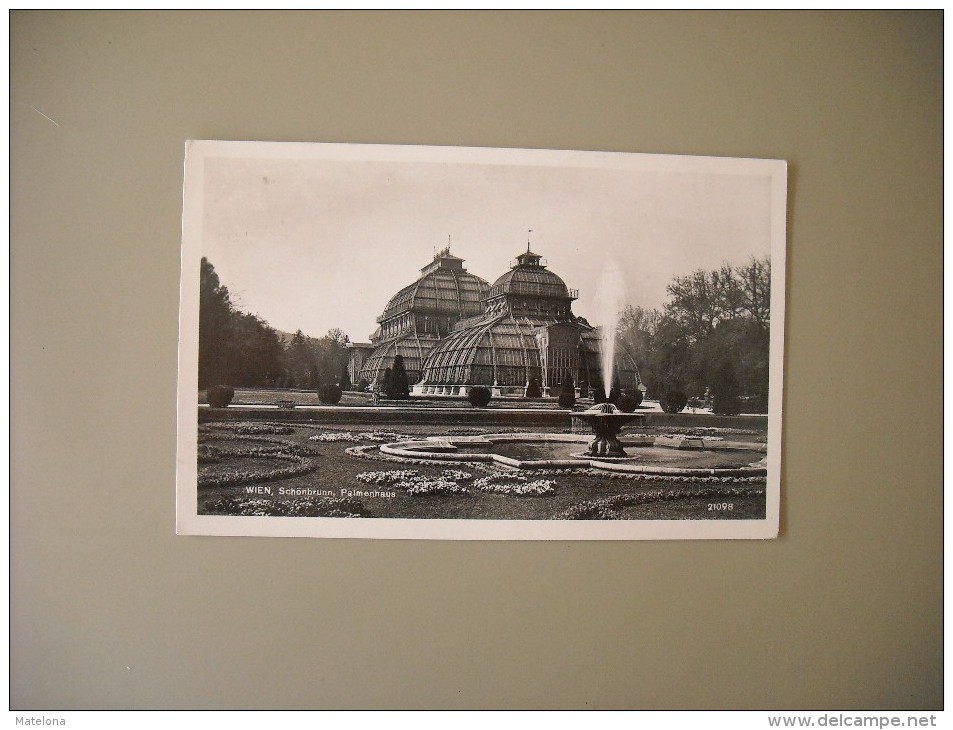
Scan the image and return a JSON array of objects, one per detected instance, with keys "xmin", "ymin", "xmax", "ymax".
[
  {"xmin": 485, "ymin": 249, "xmax": 571, "ymax": 301},
  {"xmin": 487, "ymin": 266, "xmax": 570, "ymax": 301},
  {"xmin": 378, "ymin": 251, "xmax": 489, "ymax": 323}
]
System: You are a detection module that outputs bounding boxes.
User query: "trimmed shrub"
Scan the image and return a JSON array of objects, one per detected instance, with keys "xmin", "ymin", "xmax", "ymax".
[
  {"xmin": 390, "ymin": 355, "xmax": 410, "ymax": 400},
  {"xmin": 207, "ymin": 385, "xmax": 235, "ymax": 408},
  {"xmin": 660, "ymin": 389, "xmax": 688, "ymax": 414},
  {"xmin": 557, "ymin": 376, "xmax": 576, "ymax": 409},
  {"xmin": 712, "ymin": 392, "xmax": 742, "ymax": 416},
  {"xmin": 739, "ymin": 395, "xmax": 769, "ymax": 414},
  {"xmin": 381, "ymin": 368, "xmax": 394, "ymax": 399},
  {"xmin": 318, "ymin": 383, "xmax": 343, "ymax": 405},
  {"xmin": 339, "ymin": 364, "xmax": 352, "ymax": 391},
  {"xmin": 593, "ymin": 387, "xmax": 607, "ymax": 404},
  {"xmin": 709, "ymin": 356, "xmax": 742, "ymax": 415},
  {"xmin": 467, "ymin": 386, "xmax": 492, "ymax": 408},
  {"xmin": 579, "ymin": 380, "xmax": 589, "ymax": 398},
  {"xmin": 525, "ymin": 377, "xmax": 542, "ymax": 399},
  {"xmin": 607, "ymin": 385, "xmax": 621, "ymax": 405},
  {"xmin": 357, "ymin": 378, "xmax": 369, "ymax": 393},
  {"xmin": 629, "ymin": 389, "xmax": 644, "ymax": 408},
  {"xmin": 617, "ymin": 393, "xmax": 640, "ymax": 413}
]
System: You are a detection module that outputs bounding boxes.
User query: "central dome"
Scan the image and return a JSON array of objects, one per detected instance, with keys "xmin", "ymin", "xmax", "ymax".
[{"xmin": 485, "ymin": 249, "xmax": 571, "ymax": 301}]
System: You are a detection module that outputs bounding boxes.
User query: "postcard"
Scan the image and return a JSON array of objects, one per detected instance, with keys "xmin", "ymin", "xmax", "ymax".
[{"xmin": 176, "ymin": 141, "xmax": 786, "ymax": 539}]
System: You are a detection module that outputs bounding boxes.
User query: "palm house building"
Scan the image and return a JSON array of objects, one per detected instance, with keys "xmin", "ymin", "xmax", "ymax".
[{"xmin": 350, "ymin": 244, "xmax": 642, "ymax": 398}]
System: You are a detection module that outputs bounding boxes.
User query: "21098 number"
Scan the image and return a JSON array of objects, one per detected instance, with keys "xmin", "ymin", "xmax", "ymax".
[{"xmin": 707, "ymin": 503, "xmax": 734, "ymax": 511}]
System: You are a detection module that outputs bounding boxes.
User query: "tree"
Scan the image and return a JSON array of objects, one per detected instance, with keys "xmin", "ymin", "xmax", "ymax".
[
  {"xmin": 665, "ymin": 269, "xmax": 721, "ymax": 340},
  {"xmin": 198, "ymin": 258, "xmax": 234, "ymax": 388},
  {"xmin": 339, "ymin": 362, "xmax": 352, "ymax": 391},
  {"xmin": 381, "ymin": 368, "xmax": 394, "ymax": 399},
  {"xmin": 285, "ymin": 330, "xmax": 318, "ymax": 388},
  {"xmin": 617, "ymin": 305, "xmax": 665, "ymax": 398},
  {"xmin": 226, "ymin": 312, "xmax": 285, "ymax": 386},
  {"xmin": 310, "ymin": 329, "xmax": 351, "ymax": 388},
  {"xmin": 693, "ymin": 318, "xmax": 765, "ymax": 412},
  {"xmin": 739, "ymin": 257, "xmax": 771, "ymax": 331},
  {"xmin": 616, "ymin": 257, "xmax": 771, "ymax": 404}
]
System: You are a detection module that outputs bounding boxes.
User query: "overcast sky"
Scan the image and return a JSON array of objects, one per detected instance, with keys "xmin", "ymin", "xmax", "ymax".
[{"xmin": 198, "ymin": 145, "xmax": 778, "ymax": 342}]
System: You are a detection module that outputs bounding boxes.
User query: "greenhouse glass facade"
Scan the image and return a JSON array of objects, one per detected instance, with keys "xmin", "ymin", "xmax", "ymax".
[
  {"xmin": 350, "ymin": 247, "xmax": 642, "ymax": 397},
  {"xmin": 414, "ymin": 249, "xmax": 641, "ymax": 396}
]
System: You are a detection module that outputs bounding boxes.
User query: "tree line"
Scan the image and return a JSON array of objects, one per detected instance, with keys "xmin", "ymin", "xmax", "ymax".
[
  {"xmin": 616, "ymin": 257, "xmax": 771, "ymax": 414},
  {"xmin": 198, "ymin": 258, "xmax": 351, "ymax": 390}
]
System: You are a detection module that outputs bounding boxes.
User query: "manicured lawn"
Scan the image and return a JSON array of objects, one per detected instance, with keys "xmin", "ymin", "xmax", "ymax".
[
  {"xmin": 196, "ymin": 421, "xmax": 766, "ymax": 521},
  {"xmin": 201, "ymin": 387, "xmax": 610, "ymax": 410}
]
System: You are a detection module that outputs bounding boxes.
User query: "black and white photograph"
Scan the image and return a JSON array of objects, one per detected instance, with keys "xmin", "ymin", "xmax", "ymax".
[{"xmin": 176, "ymin": 140, "xmax": 786, "ymax": 539}]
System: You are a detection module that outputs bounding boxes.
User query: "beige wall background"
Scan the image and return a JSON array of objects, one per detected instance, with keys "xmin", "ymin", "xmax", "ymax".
[{"xmin": 10, "ymin": 11, "xmax": 942, "ymax": 710}]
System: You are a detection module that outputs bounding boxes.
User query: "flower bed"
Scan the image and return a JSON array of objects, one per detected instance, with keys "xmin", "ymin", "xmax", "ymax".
[
  {"xmin": 204, "ymin": 496, "xmax": 365, "ymax": 518},
  {"xmin": 358, "ymin": 430, "xmax": 415, "ymax": 442},
  {"xmin": 472, "ymin": 472, "xmax": 556, "ymax": 497},
  {"xmin": 479, "ymin": 479, "xmax": 556, "ymax": 497},
  {"xmin": 405, "ymin": 480, "xmax": 471, "ymax": 496},
  {"xmin": 203, "ymin": 422, "xmax": 295, "ymax": 435},
  {"xmin": 198, "ymin": 444, "xmax": 222, "ymax": 464},
  {"xmin": 472, "ymin": 472, "xmax": 526, "ymax": 488},
  {"xmin": 355, "ymin": 469, "xmax": 473, "ymax": 495},
  {"xmin": 356, "ymin": 470, "xmax": 420, "ymax": 485},
  {"xmin": 309, "ymin": 430, "xmax": 416, "ymax": 444},
  {"xmin": 309, "ymin": 431, "xmax": 363, "ymax": 443},
  {"xmin": 552, "ymin": 485, "xmax": 766, "ymax": 520},
  {"xmin": 198, "ymin": 433, "xmax": 318, "ymax": 459},
  {"xmin": 197, "ymin": 459, "xmax": 319, "ymax": 489}
]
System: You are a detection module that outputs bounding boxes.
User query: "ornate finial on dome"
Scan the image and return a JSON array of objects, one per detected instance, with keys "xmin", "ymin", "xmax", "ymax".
[{"xmin": 527, "ymin": 229, "xmax": 532, "ymax": 253}]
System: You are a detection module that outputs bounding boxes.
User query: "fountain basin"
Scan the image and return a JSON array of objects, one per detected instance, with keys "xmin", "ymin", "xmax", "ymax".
[{"xmin": 377, "ymin": 432, "xmax": 767, "ymax": 478}]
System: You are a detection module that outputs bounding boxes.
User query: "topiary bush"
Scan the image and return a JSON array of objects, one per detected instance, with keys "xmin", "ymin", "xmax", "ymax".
[
  {"xmin": 357, "ymin": 378, "xmax": 369, "ymax": 393},
  {"xmin": 557, "ymin": 376, "xmax": 576, "ymax": 409},
  {"xmin": 318, "ymin": 383, "xmax": 343, "ymax": 405},
  {"xmin": 207, "ymin": 385, "xmax": 235, "ymax": 408},
  {"xmin": 617, "ymin": 392, "xmax": 641, "ymax": 413},
  {"xmin": 390, "ymin": 355, "xmax": 410, "ymax": 400},
  {"xmin": 629, "ymin": 389, "xmax": 644, "ymax": 408},
  {"xmin": 525, "ymin": 377, "xmax": 542, "ymax": 399},
  {"xmin": 579, "ymin": 380, "xmax": 589, "ymax": 399},
  {"xmin": 660, "ymin": 389, "xmax": 688, "ymax": 414},
  {"xmin": 380, "ymin": 368, "xmax": 394, "ymax": 399},
  {"xmin": 712, "ymin": 392, "xmax": 742, "ymax": 416},
  {"xmin": 467, "ymin": 386, "xmax": 492, "ymax": 408}
]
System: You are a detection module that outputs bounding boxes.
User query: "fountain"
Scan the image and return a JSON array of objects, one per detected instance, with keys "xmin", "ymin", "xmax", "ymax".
[
  {"xmin": 576, "ymin": 402, "xmax": 643, "ymax": 458},
  {"xmin": 573, "ymin": 259, "xmax": 644, "ymax": 456},
  {"xmin": 594, "ymin": 259, "xmax": 625, "ymax": 405}
]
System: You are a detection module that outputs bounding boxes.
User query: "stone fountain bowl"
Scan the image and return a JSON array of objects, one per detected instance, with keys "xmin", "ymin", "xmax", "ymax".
[{"xmin": 570, "ymin": 403, "xmax": 645, "ymax": 458}]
